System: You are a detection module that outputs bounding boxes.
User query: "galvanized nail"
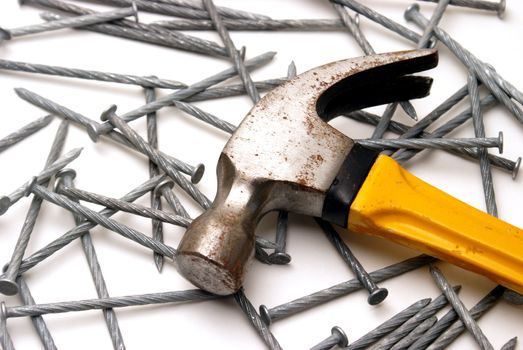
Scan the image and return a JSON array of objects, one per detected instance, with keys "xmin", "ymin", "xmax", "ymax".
[
  {"xmin": 55, "ymin": 169, "xmax": 127, "ymax": 349},
  {"xmin": 417, "ymin": 0, "xmax": 450, "ymax": 49},
  {"xmin": 500, "ymin": 337, "xmax": 518, "ymax": 350},
  {"xmin": 345, "ymin": 298, "xmax": 431, "ymax": 350},
  {"xmin": 145, "ymin": 0, "xmax": 270, "ymax": 20},
  {"xmin": 0, "ymin": 115, "xmax": 53, "ymax": 154},
  {"xmin": 153, "ymin": 179, "xmax": 191, "ymax": 219},
  {"xmin": 357, "ymin": 135, "xmax": 503, "ymax": 152},
  {"xmin": 310, "ymin": 326, "xmax": 348, "ymax": 350},
  {"xmin": 316, "ymin": 218, "xmax": 388, "ymax": 305},
  {"xmin": 0, "ymin": 5, "xmax": 138, "ymax": 43},
  {"xmin": 389, "ymin": 316, "xmax": 437, "ymax": 350},
  {"xmin": 267, "ymin": 211, "xmax": 292, "ymax": 265},
  {"xmin": 0, "ymin": 302, "xmax": 15, "ymax": 350},
  {"xmin": 429, "ymin": 266, "xmax": 493, "ymax": 350},
  {"xmin": 259, "ymin": 255, "xmax": 436, "ymax": 325}
]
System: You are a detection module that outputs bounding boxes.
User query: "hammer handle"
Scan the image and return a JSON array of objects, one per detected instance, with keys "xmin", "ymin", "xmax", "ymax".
[{"xmin": 348, "ymin": 155, "xmax": 523, "ymax": 294}]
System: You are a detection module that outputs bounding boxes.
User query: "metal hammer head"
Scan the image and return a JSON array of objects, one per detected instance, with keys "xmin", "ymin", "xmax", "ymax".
[{"xmin": 176, "ymin": 49, "xmax": 438, "ymax": 295}]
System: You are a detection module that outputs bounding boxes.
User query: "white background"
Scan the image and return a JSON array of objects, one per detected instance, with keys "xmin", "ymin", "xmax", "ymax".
[{"xmin": 0, "ymin": 1, "xmax": 522, "ymax": 349}]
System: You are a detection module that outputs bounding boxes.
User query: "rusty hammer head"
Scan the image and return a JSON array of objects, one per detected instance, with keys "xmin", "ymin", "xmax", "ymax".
[{"xmin": 176, "ymin": 49, "xmax": 438, "ymax": 295}]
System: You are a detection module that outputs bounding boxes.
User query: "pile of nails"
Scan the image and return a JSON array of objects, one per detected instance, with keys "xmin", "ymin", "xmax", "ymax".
[{"xmin": 0, "ymin": 0, "xmax": 522, "ymax": 349}]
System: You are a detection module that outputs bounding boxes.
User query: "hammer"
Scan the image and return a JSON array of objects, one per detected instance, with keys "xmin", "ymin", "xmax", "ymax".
[{"xmin": 176, "ymin": 49, "xmax": 523, "ymax": 296}]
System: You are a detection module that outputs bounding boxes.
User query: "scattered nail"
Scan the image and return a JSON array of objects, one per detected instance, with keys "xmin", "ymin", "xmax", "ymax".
[
  {"xmin": 310, "ymin": 326, "xmax": 348, "ymax": 350},
  {"xmin": 0, "ymin": 115, "xmax": 53, "ymax": 154}
]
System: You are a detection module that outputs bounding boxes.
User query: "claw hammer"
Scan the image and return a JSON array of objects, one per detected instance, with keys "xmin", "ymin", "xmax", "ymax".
[{"xmin": 176, "ymin": 49, "xmax": 523, "ymax": 296}]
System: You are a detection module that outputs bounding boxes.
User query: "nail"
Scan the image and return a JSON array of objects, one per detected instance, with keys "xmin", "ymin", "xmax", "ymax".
[
  {"xmin": 417, "ymin": 0, "xmax": 450, "ymax": 49},
  {"xmin": 500, "ymin": 337, "xmax": 518, "ymax": 350},
  {"xmin": 153, "ymin": 18, "xmax": 350, "ymax": 31},
  {"xmin": 57, "ymin": 184, "xmax": 190, "ymax": 227},
  {"xmin": 409, "ymin": 285, "xmax": 505, "ymax": 350},
  {"xmin": 357, "ymin": 135, "xmax": 502, "ymax": 152},
  {"xmin": 0, "ymin": 5, "xmax": 138, "ymax": 43},
  {"xmin": 39, "ymin": 11, "xmax": 227, "ymax": 57},
  {"xmin": 389, "ymin": 316, "xmax": 437, "ymax": 350},
  {"xmin": 503, "ymin": 289, "xmax": 523, "ymax": 305},
  {"xmin": 0, "ymin": 302, "xmax": 15, "ymax": 350},
  {"xmin": 144, "ymin": 0, "xmax": 270, "ymax": 20},
  {"xmin": 415, "ymin": 0, "xmax": 506, "ymax": 18},
  {"xmin": 87, "ymin": 51, "xmax": 275, "ymax": 140},
  {"xmin": 101, "ymin": 105, "xmax": 212, "ymax": 209},
  {"xmin": 28, "ymin": 182, "xmax": 177, "ymax": 259},
  {"xmin": 2, "ymin": 175, "xmax": 166, "ymax": 276},
  {"xmin": 172, "ymin": 101, "xmax": 237, "ymax": 134},
  {"xmin": 0, "ymin": 58, "xmax": 186, "ymax": 89},
  {"xmin": 184, "ymin": 78, "xmax": 286, "ymax": 102},
  {"xmin": 16, "ymin": 277, "xmax": 57, "ymax": 350},
  {"xmin": 144, "ymin": 83, "xmax": 164, "ymax": 273},
  {"xmin": 5, "ymin": 289, "xmax": 219, "ymax": 318},
  {"xmin": 259, "ymin": 254, "xmax": 436, "ymax": 325},
  {"xmin": 316, "ymin": 218, "xmax": 388, "ymax": 305},
  {"xmin": 484, "ymin": 63, "xmax": 523, "ymax": 107},
  {"xmin": 203, "ymin": 0, "xmax": 261, "ymax": 104},
  {"xmin": 55, "ymin": 169, "xmax": 126, "ymax": 349},
  {"xmin": 153, "ymin": 179, "xmax": 191, "ymax": 219},
  {"xmin": 310, "ymin": 326, "xmax": 348, "ymax": 350},
  {"xmin": 367, "ymin": 287, "xmax": 461, "ymax": 350},
  {"xmin": 345, "ymin": 298, "xmax": 431, "ymax": 350},
  {"xmin": 429, "ymin": 266, "xmax": 494, "ymax": 350},
  {"xmin": 405, "ymin": 4, "xmax": 523, "ymax": 124},
  {"xmin": 371, "ymin": 102, "xmax": 399, "ymax": 139},
  {"xmin": 331, "ymin": 0, "xmax": 422, "ymax": 43},
  {"xmin": 468, "ymin": 71, "xmax": 498, "ymax": 216},
  {"xmin": 0, "ymin": 147, "xmax": 82, "ymax": 216},
  {"xmin": 14, "ymin": 88, "xmax": 204, "ymax": 183},
  {"xmin": 234, "ymin": 289, "xmax": 282, "ymax": 350},
  {"xmin": 0, "ymin": 115, "xmax": 53, "ymax": 153},
  {"xmin": 267, "ymin": 211, "xmax": 291, "ymax": 265}
]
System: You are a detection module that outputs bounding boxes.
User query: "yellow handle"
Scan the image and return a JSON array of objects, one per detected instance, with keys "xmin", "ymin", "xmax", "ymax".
[{"xmin": 348, "ymin": 154, "xmax": 523, "ymax": 294}]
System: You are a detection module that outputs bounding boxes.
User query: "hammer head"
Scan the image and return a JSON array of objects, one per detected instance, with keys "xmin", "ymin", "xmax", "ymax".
[{"xmin": 176, "ymin": 49, "xmax": 438, "ymax": 295}]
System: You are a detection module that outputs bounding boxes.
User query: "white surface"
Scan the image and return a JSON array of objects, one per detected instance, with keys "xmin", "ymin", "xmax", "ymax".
[{"xmin": 0, "ymin": 1, "xmax": 522, "ymax": 349}]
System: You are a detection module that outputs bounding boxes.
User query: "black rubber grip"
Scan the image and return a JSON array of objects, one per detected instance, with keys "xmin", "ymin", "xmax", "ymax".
[{"xmin": 321, "ymin": 144, "xmax": 380, "ymax": 227}]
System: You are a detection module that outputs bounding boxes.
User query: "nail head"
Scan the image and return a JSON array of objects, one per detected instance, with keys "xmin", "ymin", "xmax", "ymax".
[
  {"xmin": 331, "ymin": 326, "xmax": 349, "ymax": 347},
  {"xmin": 191, "ymin": 163, "xmax": 205, "ymax": 184},
  {"xmin": 259, "ymin": 305, "xmax": 272, "ymax": 325},
  {"xmin": 404, "ymin": 3, "xmax": 420, "ymax": 22},
  {"xmin": 0, "ymin": 197, "xmax": 11, "ymax": 215},
  {"xmin": 367, "ymin": 287, "xmax": 388, "ymax": 305},
  {"xmin": 267, "ymin": 252, "xmax": 291, "ymax": 265},
  {"xmin": 0, "ymin": 278, "xmax": 19, "ymax": 296}
]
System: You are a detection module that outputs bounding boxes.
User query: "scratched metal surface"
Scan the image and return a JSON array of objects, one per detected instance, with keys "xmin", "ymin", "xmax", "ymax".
[{"xmin": 0, "ymin": 1, "xmax": 522, "ymax": 349}]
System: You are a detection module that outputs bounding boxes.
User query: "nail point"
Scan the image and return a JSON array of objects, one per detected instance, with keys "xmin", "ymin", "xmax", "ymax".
[
  {"xmin": 368, "ymin": 287, "xmax": 388, "ymax": 305},
  {"xmin": 331, "ymin": 326, "xmax": 349, "ymax": 347},
  {"xmin": 513, "ymin": 157, "xmax": 521, "ymax": 180},
  {"xmin": 0, "ymin": 27, "xmax": 12, "ymax": 41},
  {"xmin": 0, "ymin": 278, "xmax": 19, "ymax": 296}
]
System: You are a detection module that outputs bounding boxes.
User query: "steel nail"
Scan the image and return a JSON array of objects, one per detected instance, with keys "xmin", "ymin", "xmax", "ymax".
[
  {"xmin": 311, "ymin": 326, "xmax": 348, "ymax": 350},
  {"xmin": 55, "ymin": 169, "xmax": 126, "ymax": 349},
  {"xmin": 39, "ymin": 11, "xmax": 227, "ymax": 58},
  {"xmin": 234, "ymin": 289, "xmax": 282, "ymax": 350},
  {"xmin": 57, "ymin": 184, "xmax": 190, "ymax": 227},
  {"xmin": 88, "ymin": 51, "xmax": 275, "ymax": 140},
  {"xmin": 468, "ymin": 71, "xmax": 498, "ymax": 216},
  {"xmin": 100, "ymin": 105, "xmax": 212, "ymax": 209},
  {"xmin": 371, "ymin": 102, "xmax": 399, "ymax": 139},
  {"xmin": 259, "ymin": 255, "xmax": 436, "ymax": 325},
  {"xmin": 152, "ymin": 18, "xmax": 349, "ymax": 31},
  {"xmin": 357, "ymin": 135, "xmax": 502, "ymax": 152},
  {"xmin": 184, "ymin": 78, "xmax": 286, "ymax": 102},
  {"xmin": 0, "ymin": 302, "xmax": 15, "ymax": 350},
  {"xmin": 429, "ymin": 266, "xmax": 494, "ymax": 350},
  {"xmin": 0, "ymin": 58, "xmax": 186, "ymax": 89},
  {"xmin": 405, "ymin": 4, "xmax": 523, "ymax": 124},
  {"xmin": 28, "ymin": 182, "xmax": 177, "ymax": 259},
  {"xmin": 389, "ymin": 316, "xmax": 437, "ymax": 350},
  {"xmin": 1, "ymin": 175, "xmax": 166, "ymax": 276},
  {"xmin": 144, "ymin": 82, "xmax": 164, "ymax": 273},
  {"xmin": 415, "ymin": 0, "xmax": 506, "ymax": 18},
  {"xmin": 409, "ymin": 285, "xmax": 505, "ymax": 350},
  {"xmin": 316, "ymin": 218, "xmax": 388, "ymax": 305},
  {"xmin": 417, "ymin": 0, "xmax": 450, "ymax": 49},
  {"xmin": 367, "ymin": 287, "xmax": 461, "ymax": 350},
  {"xmin": 0, "ymin": 5, "xmax": 138, "ymax": 43},
  {"xmin": 503, "ymin": 289, "xmax": 523, "ymax": 305},
  {"xmin": 172, "ymin": 101, "xmax": 237, "ymax": 134},
  {"xmin": 0, "ymin": 147, "xmax": 82, "ymax": 216},
  {"xmin": 267, "ymin": 211, "xmax": 292, "ymax": 265},
  {"xmin": 484, "ymin": 63, "xmax": 523, "ymax": 107},
  {"xmin": 14, "ymin": 87, "xmax": 204, "ymax": 183},
  {"xmin": 331, "ymin": 0, "xmax": 422, "ymax": 43},
  {"xmin": 0, "ymin": 115, "xmax": 53, "ymax": 153},
  {"xmin": 16, "ymin": 277, "xmax": 57, "ymax": 350},
  {"xmin": 345, "ymin": 298, "xmax": 431, "ymax": 350},
  {"xmin": 4, "ymin": 290, "xmax": 220, "ymax": 318}
]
